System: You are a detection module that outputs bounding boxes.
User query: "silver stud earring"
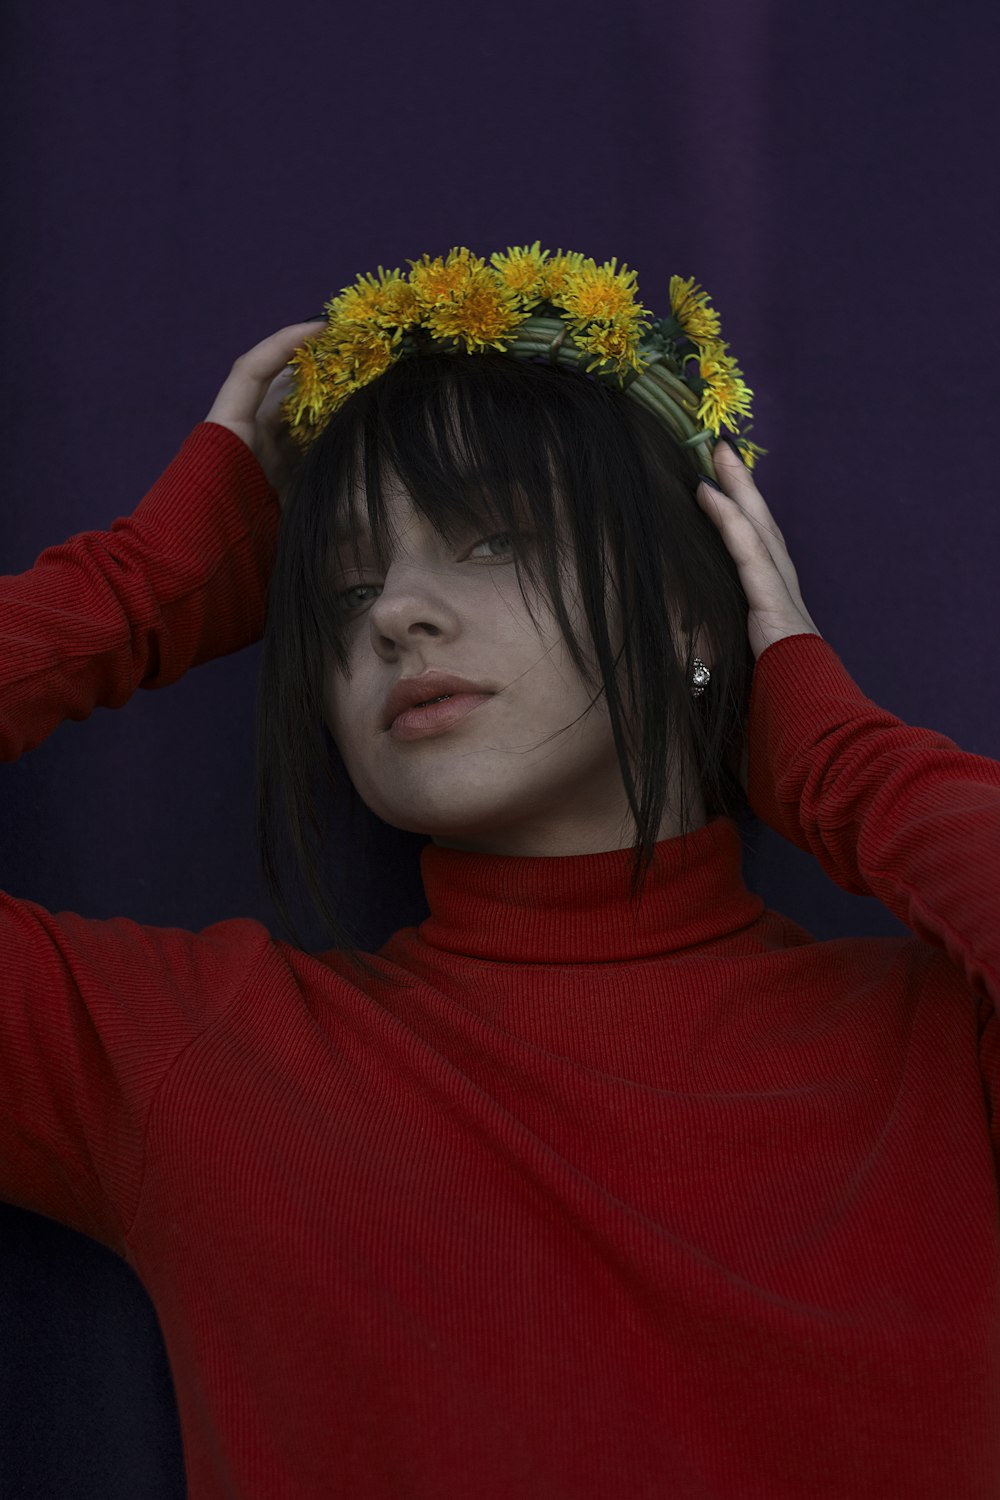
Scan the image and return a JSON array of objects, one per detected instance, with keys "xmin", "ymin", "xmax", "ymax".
[{"xmin": 691, "ymin": 657, "xmax": 711, "ymax": 697}]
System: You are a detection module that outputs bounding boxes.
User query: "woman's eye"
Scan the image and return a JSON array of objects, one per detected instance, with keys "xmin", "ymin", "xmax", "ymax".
[
  {"xmin": 335, "ymin": 585, "xmax": 380, "ymax": 612},
  {"xmin": 334, "ymin": 534, "xmax": 519, "ymax": 613},
  {"xmin": 469, "ymin": 532, "xmax": 516, "ymax": 560}
]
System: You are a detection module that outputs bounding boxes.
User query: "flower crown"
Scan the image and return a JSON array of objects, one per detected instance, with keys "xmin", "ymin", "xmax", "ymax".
[{"xmin": 281, "ymin": 242, "xmax": 766, "ymax": 478}]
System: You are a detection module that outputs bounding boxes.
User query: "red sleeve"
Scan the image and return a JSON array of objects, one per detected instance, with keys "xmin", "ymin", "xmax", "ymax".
[
  {"xmin": 0, "ymin": 422, "xmax": 279, "ymax": 1250},
  {"xmin": 0, "ymin": 421, "xmax": 280, "ymax": 761},
  {"xmin": 745, "ymin": 632, "xmax": 1000, "ymax": 1018}
]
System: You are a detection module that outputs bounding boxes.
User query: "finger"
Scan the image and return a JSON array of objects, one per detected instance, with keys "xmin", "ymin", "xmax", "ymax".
[
  {"xmin": 238, "ymin": 319, "xmax": 327, "ymax": 377},
  {"xmin": 703, "ymin": 449, "xmax": 803, "ymax": 599},
  {"xmin": 206, "ymin": 320, "xmax": 325, "ymax": 426},
  {"xmin": 696, "ymin": 477, "xmax": 804, "ymax": 610},
  {"xmin": 697, "ymin": 481, "xmax": 791, "ymax": 584},
  {"xmin": 712, "ymin": 440, "xmax": 788, "ymax": 550},
  {"xmin": 257, "ymin": 366, "xmax": 299, "ymax": 421},
  {"xmin": 260, "ymin": 364, "xmax": 298, "ymax": 397}
]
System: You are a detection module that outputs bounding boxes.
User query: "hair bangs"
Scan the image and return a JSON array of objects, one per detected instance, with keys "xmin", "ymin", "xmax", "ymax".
[{"xmin": 317, "ymin": 353, "xmax": 591, "ymax": 678}]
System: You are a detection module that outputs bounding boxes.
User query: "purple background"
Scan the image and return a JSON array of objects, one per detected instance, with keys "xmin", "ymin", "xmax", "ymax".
[{"xmin": 2, "ymin": 1, "xmax": 998, "ymax": 1492}]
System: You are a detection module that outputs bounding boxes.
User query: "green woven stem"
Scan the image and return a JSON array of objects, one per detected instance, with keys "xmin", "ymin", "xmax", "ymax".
[
  {"xmin": 640, "ymin": 359, "xmax": 701, "ymax": 417},
  {"xmin": 507, "ymin": 319, "xmax": 719, "ymax": 482},
  {"xmin": 627, "ymin": 376, "xmax": 719, "ymax": 482}
]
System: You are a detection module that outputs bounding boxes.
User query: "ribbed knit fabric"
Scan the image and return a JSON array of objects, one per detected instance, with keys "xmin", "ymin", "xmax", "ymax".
[{"xmin": 2, "ymin": 422, "xmax": 999, "ymax": 1498}]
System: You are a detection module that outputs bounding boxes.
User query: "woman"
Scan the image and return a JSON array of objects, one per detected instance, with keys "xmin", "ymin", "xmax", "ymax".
[{"xmin": 2, "ymin": 297, "xmax": 998, "ymax": 1499}]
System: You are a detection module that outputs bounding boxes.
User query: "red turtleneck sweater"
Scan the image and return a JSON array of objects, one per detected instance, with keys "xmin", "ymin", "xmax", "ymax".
[{"xmin": 2, "ymin": 424, "xmax": 998, "ymax": 1498}]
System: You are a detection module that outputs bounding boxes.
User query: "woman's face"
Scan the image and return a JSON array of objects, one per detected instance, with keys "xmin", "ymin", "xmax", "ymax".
[{"xmin": 321, "ymin": 473, "xmax": 707, "ymax": 857}]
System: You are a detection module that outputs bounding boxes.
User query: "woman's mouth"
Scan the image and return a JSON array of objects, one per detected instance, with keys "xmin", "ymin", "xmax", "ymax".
[{"xmin": 388, "ymin": 693, "xmax": 493, "ymax": 741}]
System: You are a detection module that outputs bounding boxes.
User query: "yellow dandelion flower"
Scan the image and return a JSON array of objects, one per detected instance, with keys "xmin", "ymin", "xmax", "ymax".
[
  {"xmin": 377, "ymin": 275, "xmax": 422, "ymax": 332},
  {"xmin": 670, "ymin": 276, "xmax": 723, "ymax": 347},
  {"xmin": 571, "ymin": 320, "xmax": 645, "ymax": 376},
  {"xmin": 309, "ymin": 322, "xmax": 396, "ymax": 409},
  {"xmin": 489, "ymin": 241, "xmax": 550, "ymax": 307},
  {"xmin": 421, "ymin": 264, "xmax": 529, "ymax": 352},
  {"xmin": 334, "ymin": 322, "xmax": 398, "ymax": 387},
  {"xmin": 333, "ymin": 276, "xmax": 387, "ymax": 326},
  {"xmin": 539, "ymin": 249, "xmax": 588, "ymax": 306},
  {"xmin": 734, "ymin": 440, "xmax": 765, "ymax": 472},
  {"xmin": 695, "ymin": 342, "xmax": 755, "ymax": 435},
  {"xmin": 310, "ymin": 322, "xmax": 350, "ymax": 367},
  {"xmin": 283, "ymin": 340, "xmax": 329, "ymax": 426},
  {"xmin": 406, "ymin": 246, "xmax": 482, "ymax": 311},
  {"xmin": 558, "ymin": 256, "xmax": 647, "ymax": 328},
  {"xmin": 327, "ymin": 267, "xmax": 420, "ymax": 343}
]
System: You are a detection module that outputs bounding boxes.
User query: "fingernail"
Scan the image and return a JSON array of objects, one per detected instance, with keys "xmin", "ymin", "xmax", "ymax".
[
  {"xmin": 718, "ymin": 435, "xmax": 746, "ymax": 465},
  {"xmin": 303, "ymin": 313, "xmax": 326, "ymax": 322},
  {"xmin": 699, "ymin": 474, "xmax": 725, "ymax": 492}
]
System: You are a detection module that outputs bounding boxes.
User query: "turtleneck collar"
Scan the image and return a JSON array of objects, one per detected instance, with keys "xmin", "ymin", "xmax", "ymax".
[{"xmin": 415, "ymin": 815, "xmax": 763, "ymax": 964}]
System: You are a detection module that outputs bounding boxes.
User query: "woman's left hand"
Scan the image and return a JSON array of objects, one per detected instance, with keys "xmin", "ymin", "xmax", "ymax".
[
  {"xmin": 205, "ymin": 320, "xmax": 326, "ymax": 508},
  {"xmin": 697, "ymin": 439, "xmax": 824, "ymax": 663}
]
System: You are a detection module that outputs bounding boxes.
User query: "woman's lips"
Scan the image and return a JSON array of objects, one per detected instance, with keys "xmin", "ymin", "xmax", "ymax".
[{"xmin": 388, "ymin": 693, "xmax": 493, "ymax": 741}]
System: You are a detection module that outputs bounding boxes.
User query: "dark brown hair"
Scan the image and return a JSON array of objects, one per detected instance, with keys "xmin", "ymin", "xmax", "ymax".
[{"xmin": 255, "ymin": 349, "xmax": 754, "ymax": 980}]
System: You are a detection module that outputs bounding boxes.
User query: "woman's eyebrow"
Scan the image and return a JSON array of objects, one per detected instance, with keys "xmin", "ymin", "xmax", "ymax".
[
  {"xmin": 331, "ymin": 476, "xmax": 512, "ymax": 549},
  {"xmin": 333, "ymin": 524, "xmax": 359, "ymax": 545},
  {"xmin": 332, "ymin": 514, "xmax": 372, "ymax": 546}
]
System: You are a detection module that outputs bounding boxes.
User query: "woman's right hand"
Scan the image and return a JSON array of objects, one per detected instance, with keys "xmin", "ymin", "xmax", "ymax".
[{"xmin": 205, "ymin": 319, "xmax": 326, "ymax": 510}]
